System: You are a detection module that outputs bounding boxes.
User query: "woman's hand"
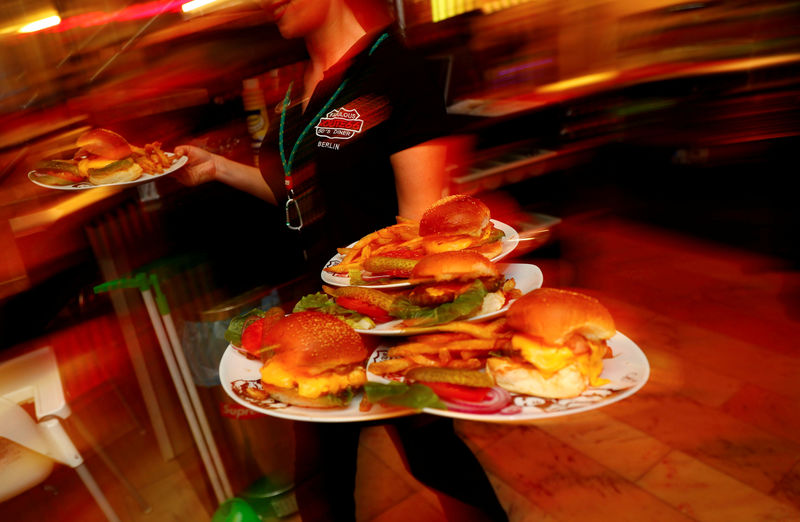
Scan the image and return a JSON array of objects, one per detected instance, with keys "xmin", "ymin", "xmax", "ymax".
[{"xmin": 173, "ymin": 145, "xmax": 219, "ymax": 186}]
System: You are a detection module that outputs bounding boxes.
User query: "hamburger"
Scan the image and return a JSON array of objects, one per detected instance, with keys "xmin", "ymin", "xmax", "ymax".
[
  {"xmin": 418, "ymin": 194, "xmax": 505, "ymax": 258},
  {"xmin": 257, "ymin": 311, "xmax": 368, "ymax": 408},
  {"xmin": 313, "ymin": 251, "xmax": 519, "ymax": 327},
  {"xmin": 30, "ymin": 159, "xmax": 85, "ymax": 186},
  {"xmin": 74, "ymin": 128, "xmax": 142, "ymax": 185},
  {"xmin": 485, "ymin": 288, "xmax": 615, "ymax": 398}
]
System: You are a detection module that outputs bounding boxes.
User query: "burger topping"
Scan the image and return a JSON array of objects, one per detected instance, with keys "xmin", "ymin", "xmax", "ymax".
[
  {"xmin": 260, "ymin": 359, "xmax": 366, "ymax": 398},
  {"xmin": 408, "ymin": 275, "xmax": 504, "ymax": 308},
  {"xmin": 405, "ymin": 367, "xmax": 494, "ymax": 388},
  {"xmin": 87, "ymin": 157, "xmax": 136, "ymax": 175},
  {"xmin": 362, "ymin": 250, "xmax": 423, "ymax": 278},
  {"xmin": 512, "ymin": 333, "xmax": 576, "ymax": 375},
  {"xmin": 33, "ymin": 159, "xmax": 85, "ymax": 183},
  {"xmin": 391, "ymin": 280, "xmax": 488, "ymax": 326},
  {"xmin": 511, "ymin": 333, "xmax": 609, "ymax": 385}
]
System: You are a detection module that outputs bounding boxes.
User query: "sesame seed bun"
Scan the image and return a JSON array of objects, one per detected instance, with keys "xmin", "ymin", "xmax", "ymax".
[
  {"xmin": 419, "ymin": 194, "xmax": 491, "ymax": 238},
  {"xmin": 262, "ymin": 311, "xmax": 367, "ymax": 371}
]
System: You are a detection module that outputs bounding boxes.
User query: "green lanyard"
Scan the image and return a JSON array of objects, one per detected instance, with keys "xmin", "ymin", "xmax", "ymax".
[{"xmin": 278, "ymin": 32, "xmax": 388, "ymax": 183}]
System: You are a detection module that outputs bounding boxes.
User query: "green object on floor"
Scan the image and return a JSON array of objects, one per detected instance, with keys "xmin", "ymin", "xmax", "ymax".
[
  {"xmin": 211, "ymin": 498, "xmax": 261, "ymax": 522},
  {"xmin": 239, "ymin": 476, "xmax": 298, "ymax": 519}
]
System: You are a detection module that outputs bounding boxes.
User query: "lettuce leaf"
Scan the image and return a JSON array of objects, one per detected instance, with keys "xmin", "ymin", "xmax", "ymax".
[
  {"xmin": 389, "ymin": 280, "xmax": 487, "ymax": 326},
  {"xmin": 224, "ymin": 308, "xmax": 267, "ymax": 346},
  {"xmin": 364, "ymin": 382, "xmax": 447, "ymax": 410},
  {"xmin": 293, "ymin": 292, "xmax": 375, "ymax": 329}
]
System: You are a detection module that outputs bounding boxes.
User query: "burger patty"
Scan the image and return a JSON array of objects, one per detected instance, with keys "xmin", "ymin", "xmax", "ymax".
[{"xmin": 408, "ymin": 276, "xmax": 504, "ymax": 307}]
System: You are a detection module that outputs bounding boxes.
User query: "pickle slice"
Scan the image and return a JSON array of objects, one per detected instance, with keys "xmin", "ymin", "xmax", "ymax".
[{"xmin": 406, "ymin": 367, "xmax": 494, "ymax": 388}]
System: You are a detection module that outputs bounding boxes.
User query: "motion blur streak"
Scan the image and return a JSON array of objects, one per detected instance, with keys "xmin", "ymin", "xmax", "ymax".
[
  {"xmin": 14, "ymin": 1, "xmax": 186, "ymax": 35},
  {"xmin": 17, "ymin": 15, "xmax": 61, "ymax": 33}
]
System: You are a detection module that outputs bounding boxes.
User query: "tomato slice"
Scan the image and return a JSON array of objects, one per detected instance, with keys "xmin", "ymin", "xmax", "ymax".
[
  {"xmin": 363, "ymin": 268, "xmax": 412, "ymax": 279},
  {"xmin": 421, "ymin": 381, "xmax": 492, "ymax": 402},
  {"xmin": 336, "ymin": 297, "xmax": 392, "ymax": 323},
  {"xmin": 240, "ymin": 317, "xmax": 265, "ymax": 356}
]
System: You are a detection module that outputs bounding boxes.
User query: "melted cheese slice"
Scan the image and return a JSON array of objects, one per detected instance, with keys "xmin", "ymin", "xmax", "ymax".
[
  {"xmin": 261, "ymin": 360, "xmax": 366, "ymax": 398},
  {"xmin": 512, "ymin": 334, "xmax": 574, "ymax": 375},
  {"xmin": 511, "ymin": 334, "xmax": 609, "ymax": 386}
]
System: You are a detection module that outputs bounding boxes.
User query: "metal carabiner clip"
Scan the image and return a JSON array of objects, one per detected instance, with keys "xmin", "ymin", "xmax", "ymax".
[{"xmin": 285, "ymin": 197, "xmax": 303, "ymax": 231}]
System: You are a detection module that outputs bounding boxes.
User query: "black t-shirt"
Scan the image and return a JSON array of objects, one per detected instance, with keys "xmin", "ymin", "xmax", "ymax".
[{"xmin": 260, "ymin": 29, "xmax": 447, "ymax": 271}]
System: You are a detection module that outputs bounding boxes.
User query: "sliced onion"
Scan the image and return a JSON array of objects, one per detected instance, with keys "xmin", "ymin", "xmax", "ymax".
[
  {"xmin": 438, "ymin": 386, "xmax": 514, "ymax": 414},
  {"xmin": 360, "ymin": 272, "xmax": 389, "ymax": 281}
]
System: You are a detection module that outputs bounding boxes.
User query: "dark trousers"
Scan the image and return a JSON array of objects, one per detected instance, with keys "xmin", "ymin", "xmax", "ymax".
[{"xmin": 293, "ymin": 416, "xmax": 508, "ymax": 522}]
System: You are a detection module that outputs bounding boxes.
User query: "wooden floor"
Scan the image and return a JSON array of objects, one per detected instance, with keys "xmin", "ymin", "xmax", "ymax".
[{"xmin": 4, "ymin": 214, "xmax": 800, "ymax": 521}]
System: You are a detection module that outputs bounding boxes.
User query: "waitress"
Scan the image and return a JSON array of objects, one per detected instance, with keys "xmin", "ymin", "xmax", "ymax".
[{"xmin": 176, "ymin": 1, "xmax": 507, "ymax": 520}]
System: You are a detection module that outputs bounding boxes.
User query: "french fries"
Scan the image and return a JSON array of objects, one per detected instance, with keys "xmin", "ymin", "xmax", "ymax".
[
  {"xmin": 325, "ymin": 221, "xmax": 422, "ymax": 275},
  {"xmin": 368, "ymin": 319, "xmax": 511, "ymax": 377},
  {"xmin": 132, "ymin": 141, "xmax": 174, "ymax": 175}
]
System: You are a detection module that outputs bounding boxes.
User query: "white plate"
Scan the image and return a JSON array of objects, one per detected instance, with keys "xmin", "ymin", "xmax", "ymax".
[
  {"xmin": 218, "ymin": 346, "xmax": 416, "ymax": 423},
  {"xmin": 355, "ymin": 263, "xmax": 543, "ymax": 336},
  {"xmin": 367, "ymin": 331, "xmax": 649, "ymax": 423},
  {"xmin": 321, "ymin": 219, "xmax": 520, "ymax": 288},
  {"xmin": 27, "ymin": 154, "xmax": 188, "ymax": 190}
]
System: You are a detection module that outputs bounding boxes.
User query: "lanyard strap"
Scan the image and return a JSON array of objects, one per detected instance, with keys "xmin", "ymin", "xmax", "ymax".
[
  {"xmin": 281, "ymin": 32, "xmax": 388, "ymax": 231},
  {"xmin": 279, "ymin": 32, "xmax": 388, "ymax": 182}
]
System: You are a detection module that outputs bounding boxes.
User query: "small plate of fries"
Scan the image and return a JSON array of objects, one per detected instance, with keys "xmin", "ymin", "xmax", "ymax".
[{"xmin": 322, "ymin": 219, "xmax": 520, "ymax": 288}]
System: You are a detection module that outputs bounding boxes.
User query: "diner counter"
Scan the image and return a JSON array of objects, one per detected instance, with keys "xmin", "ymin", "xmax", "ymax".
[{"xmin": 352, "ymin": 214, "xmax": 800, "ymax": 521}]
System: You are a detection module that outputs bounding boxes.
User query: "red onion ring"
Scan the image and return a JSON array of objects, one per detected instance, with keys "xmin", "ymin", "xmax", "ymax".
[{"xmin": 438, "ymin": 386, "xmax": 514, "ymax": 414}]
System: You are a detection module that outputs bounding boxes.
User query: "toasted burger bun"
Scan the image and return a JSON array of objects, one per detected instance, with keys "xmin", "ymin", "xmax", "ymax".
[
  {"xmin": 486, "ymin": 358, "xmax": 587, "ymax": 399},
  {"xmin": 261, "ymin": 383, "xmax": 356, "ymax": 409},
  {"xmin": 76, "ymin": 128, "xmax": 132, "ymax": 160},
  {"xmin": 506, "ymin": 288, "xmax": 615, "ymax": 345},
  {"xmin": 419, "ymin": 194, "xmax": 491, "ymax": 237},
  {"xmin": 88, "ymin": 159, "xmax": 143, "ymax": 185},
  {"xmin": 411, "ymin": 251, "xmax": 500, "ymax": 282},
  {"xmin": 262, "ymin": 311, "xmax": 367, "ymax": 371}
]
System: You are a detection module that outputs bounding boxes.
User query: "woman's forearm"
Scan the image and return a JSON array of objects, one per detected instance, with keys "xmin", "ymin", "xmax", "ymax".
[{"xmin": 215, "ymin": 155, "xmax": 277, "ymax": 205}]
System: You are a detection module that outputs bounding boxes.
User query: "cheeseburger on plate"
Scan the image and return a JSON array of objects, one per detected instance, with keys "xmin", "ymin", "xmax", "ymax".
[
  {"xmin": 486, "ymin": 288, "xmax": 616, "ymax": 398},
  {"xmin": 305, "ymin": 251, "xmax": 520, "ymax": 328},
  {"xmin": 257, "ymin": 311, "xmax": 369, "ymax": 408},
  {"xmin": 74, "ymin": 128, "xmax": 144, "ymax": 185},
  {"xmin": 417, "ymin": 194, "xmax": 505, "ymax": 258}
]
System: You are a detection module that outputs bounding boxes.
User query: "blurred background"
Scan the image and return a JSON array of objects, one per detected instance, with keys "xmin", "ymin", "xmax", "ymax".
[{"xmin": 1, "ymin": 0, "xmax": 799, "ymax": 520}]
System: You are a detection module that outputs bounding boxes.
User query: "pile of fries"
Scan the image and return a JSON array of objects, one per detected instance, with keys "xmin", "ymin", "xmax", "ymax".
[
  {"xmin": 132, "ymin": 142, "xmax": 173, "ymax": 174},
  {"xmin": 325, "ymin": 220, "xmax": 422, "ymax": 275},
  {"xmin": 369, "ymin": 318, "xmax": 511, "ymax": 376}
]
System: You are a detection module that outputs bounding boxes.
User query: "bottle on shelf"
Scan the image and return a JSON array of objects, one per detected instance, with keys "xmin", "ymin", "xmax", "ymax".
[{"xmin": 242, "ymin": 77, "xmax": 269, "ymax": 167}]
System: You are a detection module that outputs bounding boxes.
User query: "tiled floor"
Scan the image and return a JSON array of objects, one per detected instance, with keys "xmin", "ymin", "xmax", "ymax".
[{"xmin": 3, "ymin": 213, "xmax": 800, "ymax": 521}]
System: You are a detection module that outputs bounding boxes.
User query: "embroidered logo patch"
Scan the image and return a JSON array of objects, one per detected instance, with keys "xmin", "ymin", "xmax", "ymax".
[{"xmin": 315, "ymin": 107, "xmax": 363, "ymax": 140}]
